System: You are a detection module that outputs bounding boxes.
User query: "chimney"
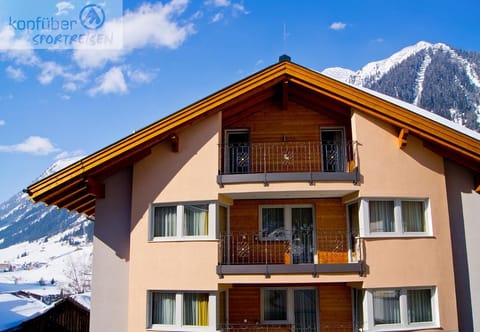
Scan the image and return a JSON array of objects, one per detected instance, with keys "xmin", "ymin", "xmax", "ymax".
[{"xmin": 279, "ymin": 54, "xmax": 291, "ymax": 62}]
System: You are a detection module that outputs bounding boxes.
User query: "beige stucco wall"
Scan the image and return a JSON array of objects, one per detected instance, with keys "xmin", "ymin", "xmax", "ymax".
[
  {"xmin": 90, "ymin": 168, "xmax": 132, "ymax": 332},
  {"xmin": 351, "ymin": 110, "xmax": 458, "ymax": 331},
  {"xmin": 127, "ymin": 113, "xmax": 221, "ymax": 331},
  {"xmin": 445, "ymin": 159, "xmax": 480, "ymax": 332}
]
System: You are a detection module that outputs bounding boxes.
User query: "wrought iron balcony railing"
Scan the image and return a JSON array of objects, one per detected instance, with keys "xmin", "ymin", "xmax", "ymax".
[
  {"xmin": 218, "ymin": 323, "xmax": 354, "ymax": 331},
  {"xmin": 217, "ymin": 141, "xmax": 358, "ymax": 185},
  {"xmin": 218, "ymin": 230, "xmax": 361, "ymax": 266}
]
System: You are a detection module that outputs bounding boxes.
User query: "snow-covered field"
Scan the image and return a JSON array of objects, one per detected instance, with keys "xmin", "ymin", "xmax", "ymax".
[
  {"xmin": 0, "ymin": 232, "xmax": 92, "ymax": 294},
  {"xmin": 0, "ymin": 232, "xmax": 92, "ymax": 330}
]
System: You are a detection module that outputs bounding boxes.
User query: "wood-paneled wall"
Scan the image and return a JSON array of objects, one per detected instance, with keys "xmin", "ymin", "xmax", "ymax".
[
  {"xmin": 227, "ymin": 284, "xmax": 353, "ymax": 331},
  {"xmin": 229, "ymin": 198, "xmax": 348, "ymax": 264},
  {"xmin": 225, "ymin": 100, "xmax": 350, "ymax": 144}
]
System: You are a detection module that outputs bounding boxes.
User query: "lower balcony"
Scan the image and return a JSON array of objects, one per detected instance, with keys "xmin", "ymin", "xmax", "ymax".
[
  {"xmin": 217, "ymin": 230, "xmax": 363, "ymax": 276},
  {"xmin": 220, "ymin": 284, "xmax": 359, "ymax": 332},
  {"xmin": 218, "ymin": 323, "xmax": 352, "ymax": 331}
]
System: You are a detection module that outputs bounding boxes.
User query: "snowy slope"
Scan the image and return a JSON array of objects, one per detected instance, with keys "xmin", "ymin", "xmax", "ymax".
[
  {"xmin": 0, "ymin": 156, "xmax": 93, "ymax": 306},
  {"xmin": 322, "ymin": 41, "xmax": 480, "ymax": 131}
]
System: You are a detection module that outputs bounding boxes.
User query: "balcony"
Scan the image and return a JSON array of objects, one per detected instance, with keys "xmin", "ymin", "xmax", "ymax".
[
  {"xmin": 218, "ymin": 324, "xmax": 353, "ymax": 332},
  {"xmin": 217, "ymin": 230, "xmax": 364, "ymax": 276},
  {"xmin": 217, "ymin": 141, "xmax": 358, "ymax": 185}
]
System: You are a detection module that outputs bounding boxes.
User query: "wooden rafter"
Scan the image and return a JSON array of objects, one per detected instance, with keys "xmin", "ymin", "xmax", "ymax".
[
  {"xmin": 282, "ymin": 80, "xmax": 289, "ymax": 110},
  {"xmin": 398, "ymin": 128, "xmax": 409, "ymax": 149}
]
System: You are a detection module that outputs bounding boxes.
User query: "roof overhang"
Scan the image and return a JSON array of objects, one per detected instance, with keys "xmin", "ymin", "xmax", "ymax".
[{"xmin": 26, "ymin": 60, "xmax": 480, "ymax": 217}]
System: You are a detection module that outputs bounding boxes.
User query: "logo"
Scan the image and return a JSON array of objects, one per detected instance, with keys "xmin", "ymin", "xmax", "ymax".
[{"xmin": 79, "ymin": 4, "xmax": 105, "ymax": 30}]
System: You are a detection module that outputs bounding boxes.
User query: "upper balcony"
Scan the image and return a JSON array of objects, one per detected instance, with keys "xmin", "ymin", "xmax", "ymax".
[{"xmin": 217, "ymin": 139, "xmax": 358, "ymax": 186}]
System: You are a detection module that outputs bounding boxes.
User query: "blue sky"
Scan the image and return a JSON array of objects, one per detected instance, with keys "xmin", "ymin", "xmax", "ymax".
[{"xmin": 0, "ymin": 0, "xmax": 480, "ymax": 202}]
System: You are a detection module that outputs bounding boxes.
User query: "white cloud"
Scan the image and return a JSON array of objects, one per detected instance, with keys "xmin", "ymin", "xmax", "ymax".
[
  {"xmin": 211, "ymin": 12, "xmax": 224, "ymax": 23},
  {"xmin": 205, "ymin": 0, "xmax": 231, "ymax": 7},
  {"xmin": 127, "ymin": 69, "xmax": 156, "ymax": 84},
  {"xmin": 0, "ymin": 120, "xmax": 5, "ymax": 126},
  {"xmin": 73, "ymin": 0, "xmax": 195, "ymax": 69},
  {"xmin": 63, "ymin": 82, "xmax": 77, "ymax": 92},
  {"xmin": 329, "ymin": 22, "xmax": 347, "ymax": 31},
  {"xmin": 88, "ymin": 67, "xmax": 128, "ymax": 96},
  {"xmin": 0, "ymin": 26, "xmax": 38, "ymax": 65},
  {"xmin": 373, "ymin": 37, "xmax": 384, "ymax": 43},
  {"xmin": 38, "ymin": 62, "xmax": 65, "ymax": 85},
  {"xmin": 0, "ymin": 136, "xmax": 59, "ymax": 155},
  {"xmin": 232, "ymin": 3, "xmax": 249, "ymax": 15},
  {"xmin": 6, "ymin": 66, "xmax": 26, "ymax": 81},
  {"xmin": 37, "ymin": 61, "xmax": 89, "ymax": 85},
  {"xmin": 56, "ymin": 2, "xmax": 75, "ymax": 16}
]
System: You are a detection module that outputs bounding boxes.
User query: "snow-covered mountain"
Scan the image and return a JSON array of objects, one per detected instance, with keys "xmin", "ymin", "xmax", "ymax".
[
  {"xmin": 0, "ymin": 157, "xmax": 93, "ymax": 249},
  {"xmin": 0, "ymin": 157, "xmax": 93, "ymax": 293},
  {"xmin": 323, "ymin": 41, "xmax": 480, "ymax": 131}
]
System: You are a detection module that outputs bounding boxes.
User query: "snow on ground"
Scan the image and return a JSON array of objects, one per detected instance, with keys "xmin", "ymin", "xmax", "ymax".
[
  {"xmin": 0, "ymin": 231, "xmax": 92, "ymax": 294},
  {"xmin": 0, "ymin": 293, "xmax": 50, "ymax": 331},
  {"xmin": 71, "ymin": 292, "xmax": 91, "ymax": 310}
]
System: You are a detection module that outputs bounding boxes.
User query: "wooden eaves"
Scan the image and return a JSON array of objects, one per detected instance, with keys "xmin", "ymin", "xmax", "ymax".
[{"xmin": 26, "ymin": 59, "xmax": 480, "ymax": 217}]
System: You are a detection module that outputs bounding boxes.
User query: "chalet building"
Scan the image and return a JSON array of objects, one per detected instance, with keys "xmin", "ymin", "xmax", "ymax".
[{"xmin": 27, "ymin": 57, "xmax": 480, "ymax": 332}]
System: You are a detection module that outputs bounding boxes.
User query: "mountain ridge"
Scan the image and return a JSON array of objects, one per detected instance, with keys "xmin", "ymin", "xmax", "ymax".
[{"xmin": 323, "ymin": 41, "xmax": 480, "ymax": 131}]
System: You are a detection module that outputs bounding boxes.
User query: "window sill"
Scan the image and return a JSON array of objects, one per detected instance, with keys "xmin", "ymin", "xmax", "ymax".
[
  {"xmin": 364, "ymin": 323, "xmax": 440, "ymax": 332},
  {"xmin": 147, "ymin": 326, "xmax": 213, "ymax": 332},
  {"xmin": 361, "ymin": 234, "xmax": 434, "ymax": 239},
  {"xmin": 149, "ymin": 237, "xmax": 217, "ymax": 243}
]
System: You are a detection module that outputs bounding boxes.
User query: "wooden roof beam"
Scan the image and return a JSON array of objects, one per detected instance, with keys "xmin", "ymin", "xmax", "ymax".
[
  {"xmin": 72, "ymin": 198, "xmax": 96, "ymax": 215},
  {"xmin": 87, "ymin": 177, "xmax": 105, "ymax": 199},
  {"xmin": 30, "ymin": 177, "xmax": 85, "ymax": 204},
  {"xmin": 169, "ymin": 133, "xmax": 179, "ymax": 153},
  {"xmin": 398, "ymin": 128, "xmax": 409, "ymax": 149},
  {"xmin": 282, "ymin": 80, "xmax": 289, "ymax": 110}
]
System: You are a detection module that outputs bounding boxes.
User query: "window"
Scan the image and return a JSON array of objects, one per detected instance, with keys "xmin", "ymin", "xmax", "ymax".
[
  {"xmin": 350, "ymin": 198, "xmax": 431, "ymax": 237},
  {"xmin": 149, "ymin": 291, "xmax": 214, "ymax": 331},
  {"xmin": 183, "ymin": 293, "xmax": 209, "ymax": 326},
  {"xmin": 183, "ymin": 205, "xmax": 209, "ymax": 236},
  {"xmin": 261, "ymin": 288, "xmax": 318, "ymax": 330},
  {"xmin": 321, "ymin": 128, "xmax": 346, "ymax": 172},
  {"xmin": 150, "ymin": 203, "xmax": 216, "ymax": 240},
  {"xmin": 225, "ymin": 129, "xmax": 250, "ymax": 174},
  {"xmin": 263, "ymin": 289, "xmax": 288, "ymax": 322},
  {"xmin": 259, "ymin": 205, "xmax": 315, "ymax": 264},
  {"xmin": 364, "ymin": 288, "xmax": 438, "ymax": 331}
]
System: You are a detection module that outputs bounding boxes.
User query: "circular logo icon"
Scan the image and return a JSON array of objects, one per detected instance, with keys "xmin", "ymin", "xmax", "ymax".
[{"xmin": 79, "ymin": 4, "xmax": 105, "ymax": 30}]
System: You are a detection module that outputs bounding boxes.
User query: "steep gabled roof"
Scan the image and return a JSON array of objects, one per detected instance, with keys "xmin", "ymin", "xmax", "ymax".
[{"xmin": 26, "ymin": 58, "xmax": 480, "ymax": 217}]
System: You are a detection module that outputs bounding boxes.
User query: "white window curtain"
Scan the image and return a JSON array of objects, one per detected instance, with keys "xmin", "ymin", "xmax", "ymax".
[
  {"xmin": 184, "ymin": 205, "xmax": 209, "ymax": 236},
  {"xmin": 373, "ymin": 290, "xmax": 401, "ymax": 325},
  {"xmin": 369, "ymin": 201, "xmax": 395, "ymax": 232},
  {"xmin": 152, "ymin": 292, "xmax": 175, "ymax": 325},
  {"xmin": 183, "ymin": 293, "xmax": 209, "ymax": 326},
  {"xmin": 402, "ymin": 201, "xmax": 425, "ymax": 232},
  {"xmin": 407, "ymin": 289, "xmax": 432, "ymax": 323},
  {"xmin": 294, "ymin": 289, "xmax": 317, "ymax": 331},
  {"xmin": 263, "ymin": 289, "xmax": 287, "ymax": 321},
  {"xmin": 154, "ymin": 206, "xmax": 177, "ymax": 237}
]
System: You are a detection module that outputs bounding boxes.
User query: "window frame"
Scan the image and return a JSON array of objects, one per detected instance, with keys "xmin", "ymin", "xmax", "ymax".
[
  {"xmin": 147, "ymin": 291, "xmax": 216, "ymax": 331},
  {"xmin": 320, "ymin": 126, "xmax": 347, "ymax": 172},
  {"xmin": 258, "ymin": 204, "xmax": 315, "ymax": 241},
  {"xmin": 349, "ymin": 198, "xmax": 432, "ymax": 238},
  {"xmin": 363, "ymin": 287, "xmax": 439, "ymax": 331},
  {"xmin": 260, "ymin": 287, "xmax": 318, "ymax": 326},
  {"xmin": 150, "ymin": 202, "xmax": 217, "ymax": 241}
]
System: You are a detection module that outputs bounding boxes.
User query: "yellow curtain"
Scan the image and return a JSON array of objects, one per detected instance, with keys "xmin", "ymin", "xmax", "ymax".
[{"xmin": 198, "ymin": 294, "xmax": 209, "ymax": 326}]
